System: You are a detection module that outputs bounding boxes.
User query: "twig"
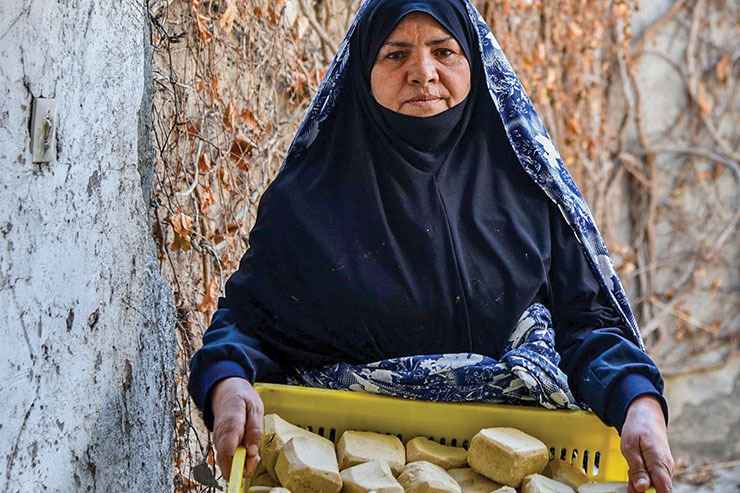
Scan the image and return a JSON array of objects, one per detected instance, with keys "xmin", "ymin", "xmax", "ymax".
[
  {"xmin": 627, "ymin": 0, "xmax": 688, "ymax": 63},
  {"xmin": 662, "ymin": 349, "xmax": 740, "ymax": 378},
  {"xmin": 649, "ymin": 296, "xmax": 717, "ymax": 336},
  {"xmin": 298, "ymin": 0, "xmax": 338, "ymax": 54},
  {"xmin": 176, "ymin": 140, "xmax": 202, "ymax": 196}
]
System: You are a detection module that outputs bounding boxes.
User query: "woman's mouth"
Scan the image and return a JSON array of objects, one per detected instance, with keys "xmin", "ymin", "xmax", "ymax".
[{"xmin": 405, "ymin": 95, "xmax": 443, "ymax": 106}]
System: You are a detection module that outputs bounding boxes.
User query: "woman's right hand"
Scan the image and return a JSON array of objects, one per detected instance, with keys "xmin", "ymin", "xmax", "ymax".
[{"xmin": 211, "ymin": 377, "xmax": 264, "ymax": 480}]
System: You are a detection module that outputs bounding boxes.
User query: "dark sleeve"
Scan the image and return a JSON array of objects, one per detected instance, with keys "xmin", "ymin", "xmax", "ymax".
[
  {"xmin": 547, "ymin": 205, "xmax": 668, "ymax": 433},
  {"xmin": 187, "ymin": 297, "xmax": 288, "ymax": 430}
]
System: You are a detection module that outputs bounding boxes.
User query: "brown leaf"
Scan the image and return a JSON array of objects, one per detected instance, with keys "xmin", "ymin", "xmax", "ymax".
[
  {"xmin": 566, "ymin": 21, "xmax": 584, "ymax": 40},
  {"xmin": 197, "ymin": 153, "xmax": 211, "ymax": 173},
  {"xmin": 197, "ymin": 278, "xmax": 219, "ymax": 313},
  {"xmin": 716, "ymin": 53, "xmax": 730, "ymax": 82},
  {"xmin": 185, "ymin": 120, "xmax": 200, "ymax": 138},
  {"xmin": 566, "ymin": 115, "xmax": 582, "ymax": 136},
  {"xmin": 229, "ymin": 132, "xmax": 253, "ymax": 171},
  {"xmin": 175, "ymin": 472, "xmax": 198, "ymax": 492},
  {"xmin": 210, "ymin": 76, "xmax": 221, "ymax": 103},
  {"xmin": 170, "ymin": 212, "xmax": 194, "ymax": 251},
  {"xmin": 194, "ymin": 12, "xmax": 213, "ymax": 43},
  {"xmin": 696, "ymin": 84, "xmax": 713, "ymax": 115},
  {"xmin": 171, "ymin": 212, "xmax": 194, "ymax": 236},
  {"xmin": 219, "ymin": 0, "xmax": 238, "ymax": 34},
  {"xmin": 199, "ymin": 183, "xmax": 216, "ymax": 212},
  {"xmin": 237, "ymin": 108, "xmax": 259, "ymax": 130},
  {"xmin": 223, "ymin": 101, "xmax": 235, "ymax": 130}
]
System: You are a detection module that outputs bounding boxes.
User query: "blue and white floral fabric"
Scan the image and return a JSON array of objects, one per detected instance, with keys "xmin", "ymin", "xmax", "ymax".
[
  {"xmin": 292, "ymin": 303, "xmax": 579, "ymax": 409},
  {"xmin": 286, "ymin": 0, "xmax": 643, "ymax": 403}
]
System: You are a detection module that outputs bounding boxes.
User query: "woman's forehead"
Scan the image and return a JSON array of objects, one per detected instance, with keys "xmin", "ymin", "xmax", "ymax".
[{"xmin": 382, "ymin": 12, "xmax": 456, "ymax": 44}]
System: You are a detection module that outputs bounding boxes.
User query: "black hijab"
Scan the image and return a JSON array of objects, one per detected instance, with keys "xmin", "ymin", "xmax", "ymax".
[{"xmin": 223, "ymin": 0, "xmax": 619, "ymax": 369}]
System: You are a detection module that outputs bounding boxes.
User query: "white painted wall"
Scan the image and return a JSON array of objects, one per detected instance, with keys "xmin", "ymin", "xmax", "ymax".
[{"xmin": 0, "ymin": 1, "xmax": 175, "ymax": 491}]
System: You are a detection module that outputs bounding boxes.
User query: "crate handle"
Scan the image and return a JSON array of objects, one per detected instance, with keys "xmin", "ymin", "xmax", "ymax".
[{"xmin": 228, "ymin": 446, "xmax": 246, "ymax": 493}]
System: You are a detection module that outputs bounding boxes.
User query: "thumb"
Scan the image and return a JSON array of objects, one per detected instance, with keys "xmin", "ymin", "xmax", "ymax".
[{"xmin": 622, "ymin": 436, "xmax": 651, "ymax": 492}]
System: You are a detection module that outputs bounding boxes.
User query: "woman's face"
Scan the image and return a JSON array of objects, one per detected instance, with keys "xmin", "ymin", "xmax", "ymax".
[{"xmin": 371, "ymin": 12, "xmax": 471, "ymax": 117}]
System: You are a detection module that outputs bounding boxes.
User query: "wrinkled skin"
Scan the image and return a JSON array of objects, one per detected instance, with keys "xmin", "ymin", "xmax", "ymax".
[
  {"xmin": 211, "ymin": 377, "xmax": 263, "ymax": 480},
  {"xmin": 621, "ymin": 395, "xmax": 674, "ymax": 493},
  {"xmin": 370, "ymin": 12, "xmax": 471, "ymax": 117}
]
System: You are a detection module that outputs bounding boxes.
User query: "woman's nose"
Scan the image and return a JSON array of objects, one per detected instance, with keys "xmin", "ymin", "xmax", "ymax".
[{"xmin": 407, "ymin": 52, "xmax": 438, "ymax": 85}]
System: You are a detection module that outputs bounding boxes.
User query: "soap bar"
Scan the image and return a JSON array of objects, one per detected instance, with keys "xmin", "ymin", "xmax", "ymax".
[
  {"xmin": 397, "ymin": 461, "xmax": 462, "ymax": 493},
  {"xmin": 251, "ymin": 472, "xmax": 280, "ymax": 487},
  {"xmin": 406, "ymin": 437, "xmax": 468, "ymax": 470},
  {"xmin": 543, "ymin": 460, "xmax": 590, "ymax": 489},
  {"xmin": 337, "ymin": 430, "xmax": 405, "ymax": 475},
  {"xmin": 576, "ymin": 482, "xmax": 628, "ymax": 493},
  {"xmin": 467, "ymin": 427, "xmax": 548, "ymax": 488},
  {"xmin": 261, "ymin": 414, "xmax": 335, "ymax": 482},
  {"xmin": 275, "ymin": 436, "xmax": 342, "ymax": 493},
  {"xmin": 521, "ymin": 473, "xmax": 575, "ymax": 493},
  {"xmin": 447, "ymin": 467, "xmax": 501, "ymax": 492},
  {"xmin": 340, "ymin": 460, "xmax": 404, "ymax": 493}
]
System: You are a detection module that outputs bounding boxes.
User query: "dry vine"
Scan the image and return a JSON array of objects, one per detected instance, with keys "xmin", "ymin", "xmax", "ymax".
[{"xmin": 148, "ymin": 0, "xmax": 739, "ymax": 489}]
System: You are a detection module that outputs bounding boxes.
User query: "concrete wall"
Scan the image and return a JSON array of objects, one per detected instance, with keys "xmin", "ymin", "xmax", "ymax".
[{"xmin": 0, "ymin": 1, "xmax": 175, "ymax": 492}]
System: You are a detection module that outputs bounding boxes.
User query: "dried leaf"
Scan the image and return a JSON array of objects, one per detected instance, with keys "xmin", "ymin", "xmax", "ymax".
[
  {"xmin": 175, "ymin": 472, "xmax": 198, "ymax": 492},
  {"xmin": 219, "ymin": 0, "xmax": 238, "ymax": 34},
  {"xmin": 194, "ymin": 12, "xmax": 213, "ymax": 43},
  {"xmin": 210, "ymin": 76, "xmax": 221, "ymax": 103},
  {"xmin": 237, "ymin": 108, "xmax": 260, "ymax": 130},
  {"xmin": 170, "ymin": 212, "xmax": 194, "ymax": 251},
  {"xmin": 696, "ymin": 84, "xmax": 713, "ymax": 115},
  {"xmin": 229, "ymin": 132, "xmax": 253, "ymax": 171},
  {"xmin": 197, "ymin": 278, "xmax": 219, "ymax": 313},
  {"xmin": 171, "ymin": 212, "xmax": 194, "ymax": 236},
  {"xmin": 185, "ymin": 120, "xmax": 200, "ymax": 138},
  {"xmin": 566, "ymin": 115, "xmax": 582, "ymax": 136},
  {"xmin": 566, "ymin": 21, "xmax": 583, "ymax": 40},
  {"xmin": 694, "ymin": 170, "xmax": 713, "ymax": 181},
  {"xmin": 197, "ymin": 153, "xmax": 211, "ymax": 173},
  {"xmin": 223, "ymin": 101, "xmax": 235, "ymax": 130},
  {"xmin": 716, "ymin": 54, "xmax": 730, "ymax": 82},
  {"xmin": 199, "ymin": 183, "xmax": 216, "ymax": 212}
]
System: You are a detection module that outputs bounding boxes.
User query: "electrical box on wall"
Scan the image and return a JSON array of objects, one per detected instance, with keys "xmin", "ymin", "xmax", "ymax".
[{"xmin": 31, "ymin": 98, "xmax": 58, "ymax": 163}]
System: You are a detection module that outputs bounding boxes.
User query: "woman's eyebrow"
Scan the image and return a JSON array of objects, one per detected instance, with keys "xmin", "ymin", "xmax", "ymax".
[{"xmin": 382, "ymin": 37, "xmax": 454, "ymax": 48}]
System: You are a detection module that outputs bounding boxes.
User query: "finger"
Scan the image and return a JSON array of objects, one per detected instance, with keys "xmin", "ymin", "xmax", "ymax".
[
  {"xmin": 214, "ymin": 408, "xmax": 247, "ymax": 479},
  {"xmin": 643, "ymin": 439, "xmax": 675, "ymax": 493},
  {"xmin": 242, "ymin": 398, "xmax": 264, "ymax": 478},
  {"xmin": 648, "ymin": 465, "xmax": 673, "ymax": 493},
  {"xmin": 622, "ymin": 436, "xmax": 651, "ymax": 493}
]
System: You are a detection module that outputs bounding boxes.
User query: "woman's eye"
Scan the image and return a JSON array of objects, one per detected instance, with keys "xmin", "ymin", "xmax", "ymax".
[
  {"xmin": 387, "ymin": 51, "xmax": 405, "ymax": 60},
  {"xmin": 436, "ymin": 48, "xmax": 453, "ymax": 57}
]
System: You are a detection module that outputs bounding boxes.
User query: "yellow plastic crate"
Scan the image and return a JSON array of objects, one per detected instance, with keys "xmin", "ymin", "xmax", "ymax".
[{"xmin": 229, "ymin": 383, "xmax": 636, "ymax": 492}]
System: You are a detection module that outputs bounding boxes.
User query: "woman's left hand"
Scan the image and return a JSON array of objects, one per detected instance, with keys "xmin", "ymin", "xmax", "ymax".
[{"xmin": 620, "ymin": 395, "xmax": 675, "ymax": 493}]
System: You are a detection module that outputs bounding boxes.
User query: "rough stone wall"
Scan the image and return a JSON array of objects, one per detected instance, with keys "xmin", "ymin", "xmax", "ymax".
[
  {"xmin": 623, "ymin": 0, "xmax": 740, "ymax": 468},
  {"xmin": 0, "ymin": 1, "xmax": 175, "ymax": 492}
]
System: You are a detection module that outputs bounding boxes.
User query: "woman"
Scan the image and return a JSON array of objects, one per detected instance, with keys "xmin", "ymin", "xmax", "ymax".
[{"xmin": 188, "ymin": 1, "xmax": 674, "ymax": 491}]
